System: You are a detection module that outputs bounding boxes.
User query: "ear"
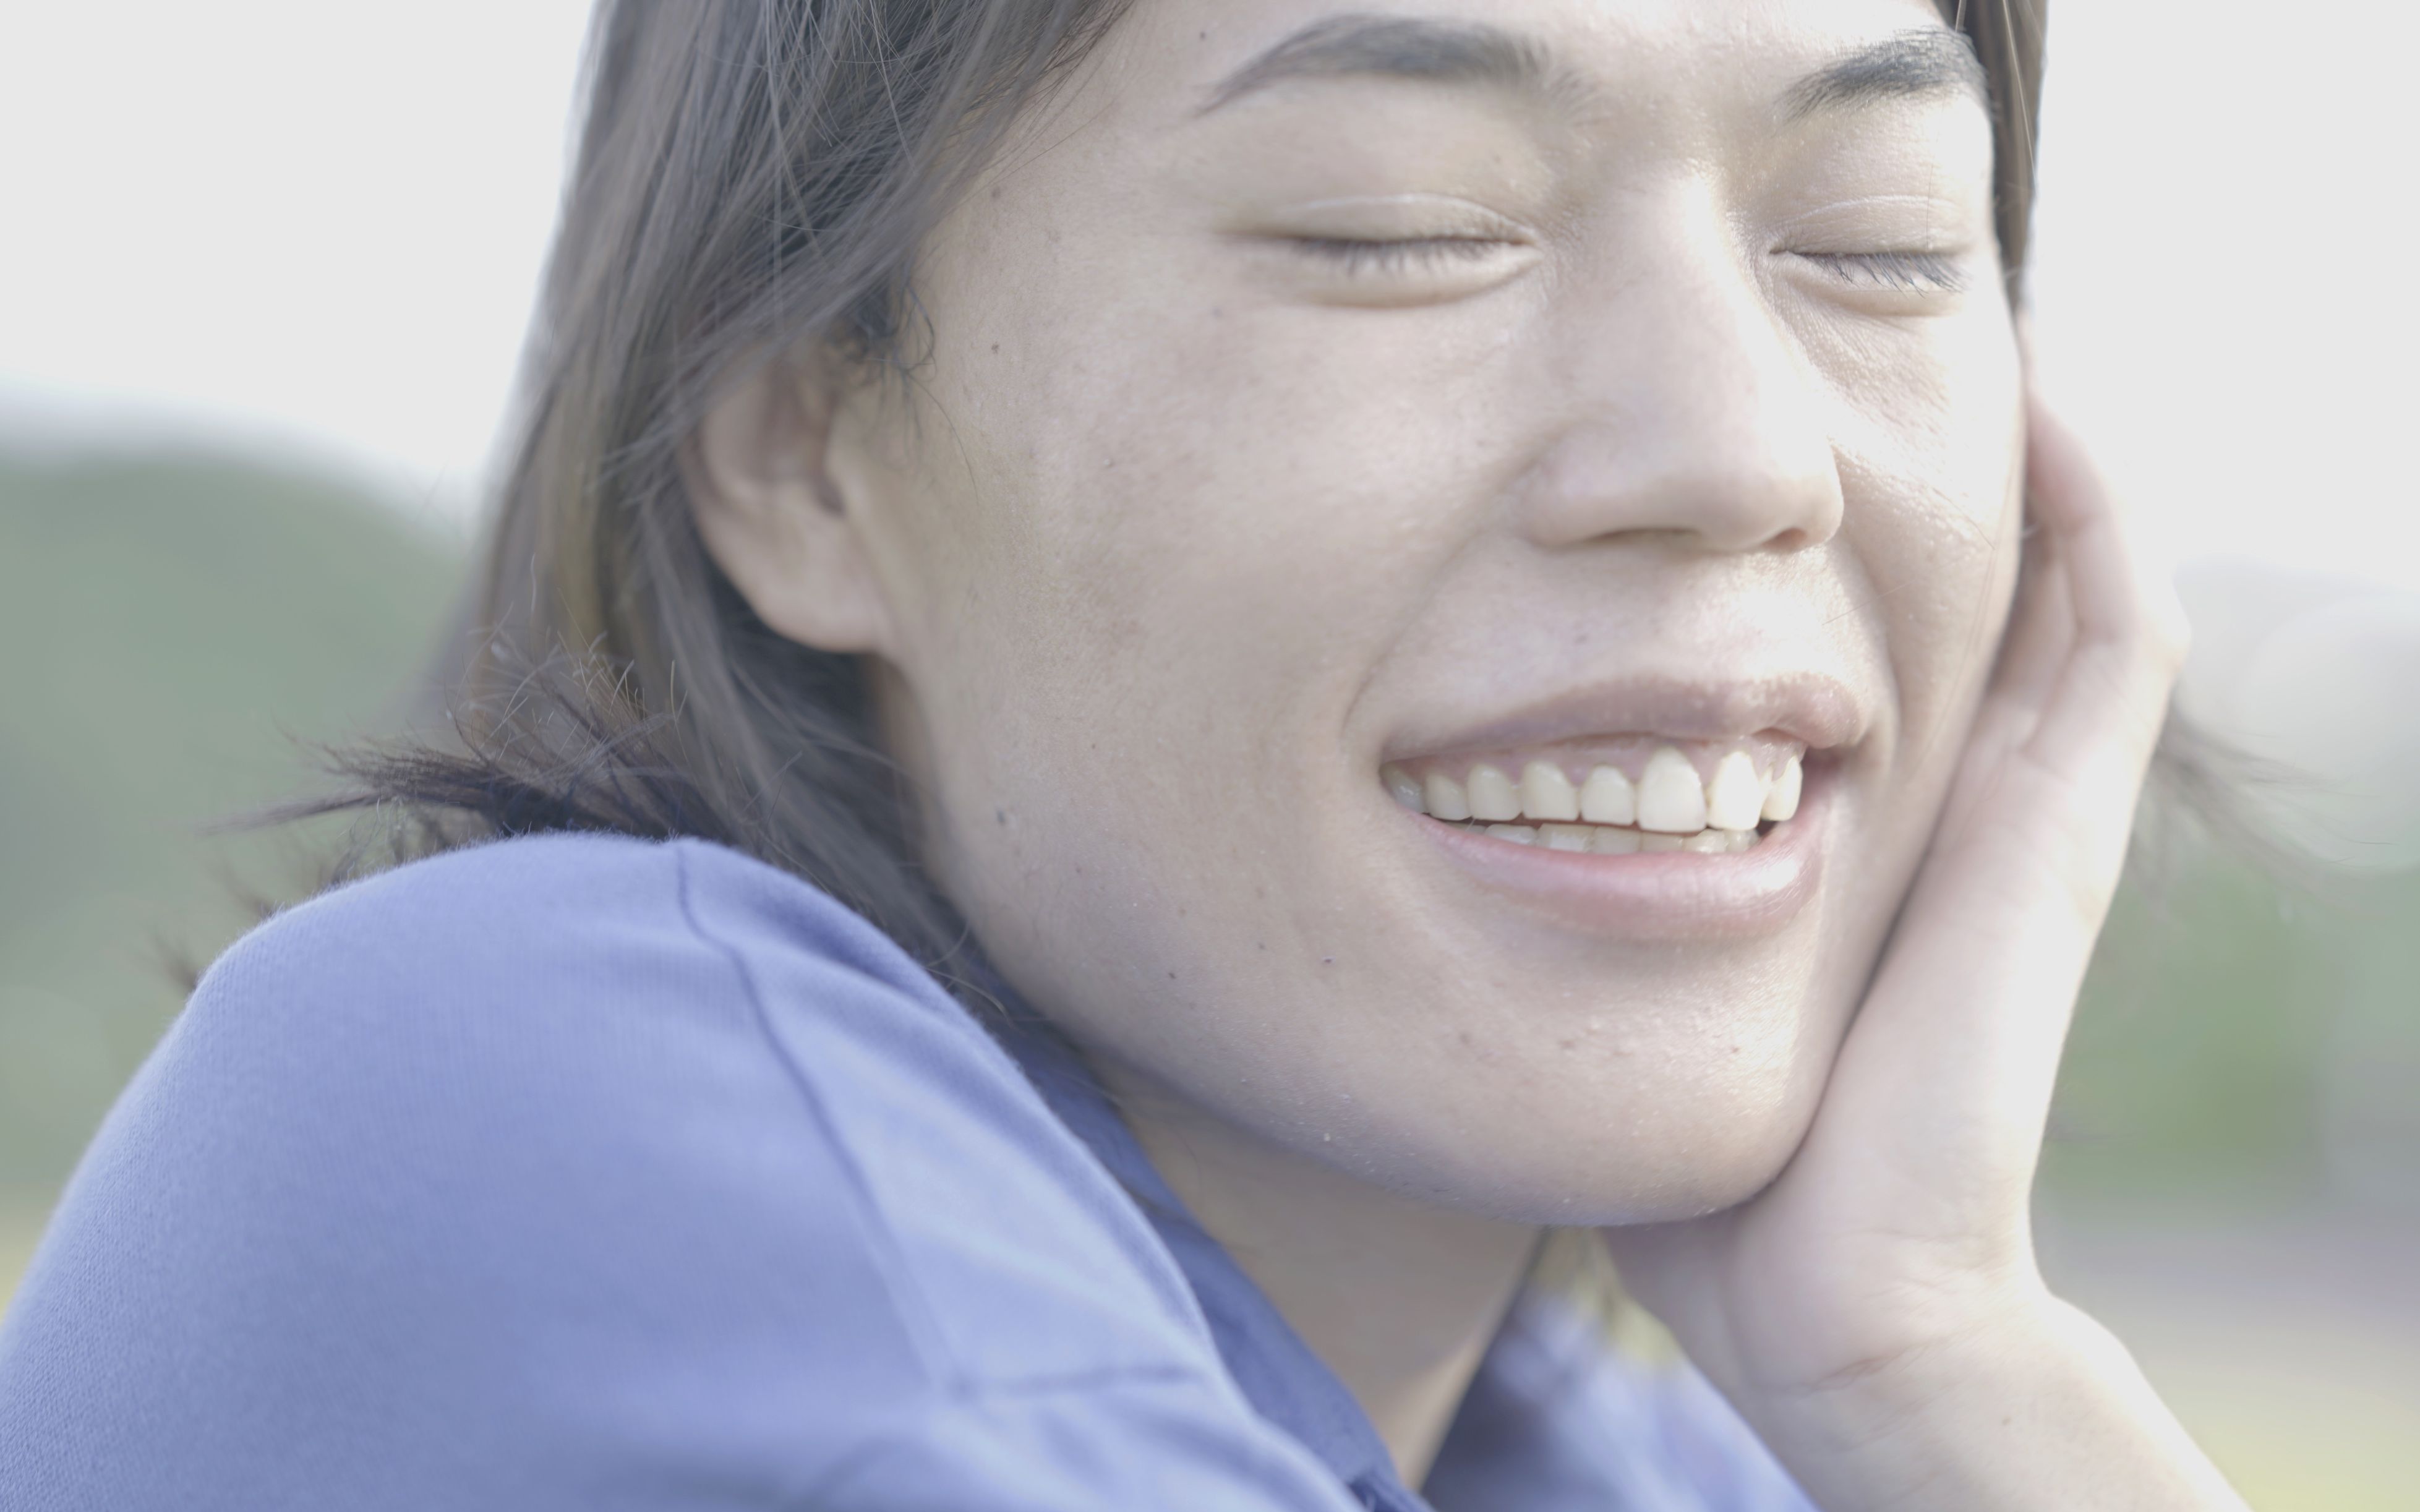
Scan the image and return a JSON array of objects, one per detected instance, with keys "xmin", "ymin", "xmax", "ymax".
[{"xmin": 690, "ymin": 352, "xmax": 899, "ymax": 656}]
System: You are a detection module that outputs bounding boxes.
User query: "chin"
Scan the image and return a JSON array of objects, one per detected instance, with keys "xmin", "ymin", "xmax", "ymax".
[{"xmin": 1308, "ymin": 1036, "xmax": 1833, "ymax": 1229}]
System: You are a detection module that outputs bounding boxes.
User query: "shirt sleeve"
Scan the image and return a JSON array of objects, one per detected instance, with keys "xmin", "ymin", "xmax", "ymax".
[{"xmin": 0, "ymin": 835, "xmax": 1359, "ymax": 1512}]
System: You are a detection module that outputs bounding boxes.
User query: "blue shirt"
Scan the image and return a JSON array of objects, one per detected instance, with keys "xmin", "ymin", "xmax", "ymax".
[{"xmin": 0, "ymin": 834, "xmax": 1812, "ymax": 1510}]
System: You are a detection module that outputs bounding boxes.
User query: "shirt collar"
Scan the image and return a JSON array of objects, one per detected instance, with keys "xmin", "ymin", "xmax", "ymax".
[
  {"xmin": 985, "ymin": 999, "xmax": 1429, "ymax": 1512},
  {"xmin": 962, "ymin": 972, "xmax": 1809, "ymax": 1512}
]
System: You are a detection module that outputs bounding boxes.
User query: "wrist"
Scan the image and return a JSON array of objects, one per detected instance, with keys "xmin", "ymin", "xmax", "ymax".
[{"xmin": 1740, "ymin": 1295, "xmax": 2246, "ymax": 1512}]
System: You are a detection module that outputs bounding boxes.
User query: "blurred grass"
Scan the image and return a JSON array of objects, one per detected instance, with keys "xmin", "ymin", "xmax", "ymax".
[
  {"xmin": 2048, "ymin": 853, "xmax": 2420, "ymax": 1207},
  {"xmin": 2040, "ymin": 1207, "xmax": 2420, "ymax": 1512},
  {"xmin": 2, "ymin": 444, "xmax": 2416, "ymax": 1508},
  {"xmin": 1, "ymin": 1207, "xmax": 40, "ymax": 1305},
  {"xmin": 2152, "ymin": 1332, "xmax": 2420, "ymax": 1512},
  {"xmin": 0, "ymin": 448, "xmax": 463, "ymax": 1197}
]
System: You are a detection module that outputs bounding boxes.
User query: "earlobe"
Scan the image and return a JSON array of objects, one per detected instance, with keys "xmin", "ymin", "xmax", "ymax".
[{"xmin": 690, "ymin": 352, "xmax": 899, "ymax": 656}]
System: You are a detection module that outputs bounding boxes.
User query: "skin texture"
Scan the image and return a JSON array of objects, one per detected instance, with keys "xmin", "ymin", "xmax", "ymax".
[{"xmin": 695, "ymin": 1, "xmax": 2245, "ymax": 1505}]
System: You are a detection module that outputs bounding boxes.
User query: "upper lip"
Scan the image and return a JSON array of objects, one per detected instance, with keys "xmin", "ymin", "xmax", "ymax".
[{"xmin": 1381, "ymin": 671, "xmax": 1868, "ymax": 761}]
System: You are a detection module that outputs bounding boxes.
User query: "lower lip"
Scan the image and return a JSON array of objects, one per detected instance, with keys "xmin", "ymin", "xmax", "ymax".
[{"xmin": 1411, "ymin": 775, "xmax": 1831, "ymax": 940}]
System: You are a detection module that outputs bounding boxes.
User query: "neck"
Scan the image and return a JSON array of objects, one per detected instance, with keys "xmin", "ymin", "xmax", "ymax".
[{"xmin": 1105, "ymin": 1069, "xmax": 1540, "ymax": 1489}]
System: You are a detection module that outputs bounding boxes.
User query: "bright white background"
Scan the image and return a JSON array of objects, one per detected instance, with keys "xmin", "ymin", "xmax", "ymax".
[
  {"xmin": 0, "ymin": 2, "xmax": 592, "ymax": 525},
  {"xmin": 2029, "ymin": 2, "xmax": 2420, "ymax": 595},
  {"xmin": 4, "ymin": 1, "xmax": 2416, "ymax": 861}
]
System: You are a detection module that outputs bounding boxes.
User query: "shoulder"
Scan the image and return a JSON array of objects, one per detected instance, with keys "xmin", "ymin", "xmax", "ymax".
[
  {"xmin": 174, "ymin": 832, "xmax": 1210, "ymax": 1365},
  {"xmin": 154, "ymin": 832, "xmax": 1032, "ymax": 1317},
  {"xmin": 192, "ymin": 828, "xmax": 936, "ymax": 1030},
  {"xmin": 177, "ymin": 830, "xmax": 1061, "ymax": 1224},
  {"xmin": 0, "ymin": 835, "xmax": 1249, "ymax": 1508},
  {"xmin": 169, "ymin": 831, "xmax": 984, "ymax": 1125}
]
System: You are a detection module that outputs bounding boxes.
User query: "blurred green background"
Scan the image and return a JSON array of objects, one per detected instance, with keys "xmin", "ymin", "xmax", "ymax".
[
  {"xmin": 0, "ymin": 447, "xmax": 458, "ymax": 1194},
  {"xmin": 2, "ymin": 445, "xmax": 2414, "ymax": 1508}
]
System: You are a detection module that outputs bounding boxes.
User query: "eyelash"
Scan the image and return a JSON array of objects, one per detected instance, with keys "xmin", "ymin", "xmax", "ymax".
[
  {"xmin": 1288, "ymin": 238, "xmax": 1967, "ymax": 296},
  {"xmin": 1287, "ymin": 236, "xmax": 1513, "ymax": 275},
  {"xmin": 1798, "ymin": 250, "xmax": 1968, "ymax": 294}
]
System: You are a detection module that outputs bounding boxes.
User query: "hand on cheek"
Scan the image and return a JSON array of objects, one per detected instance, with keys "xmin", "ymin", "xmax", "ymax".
[{"xmin": 1598, "ymin": 396, "xmax": 2237, "ymax": 1512}]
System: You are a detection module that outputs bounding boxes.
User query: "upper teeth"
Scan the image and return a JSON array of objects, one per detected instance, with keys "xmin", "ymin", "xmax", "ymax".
[
  {"xmin": 1520, "ymin": 761, "xmax": 1579, "ymax": 822},
  {"xmin": 1762, "ymin": 756, "xmax": 1803, "ymax": 822},
  {"xmin": 1636, "ymin": 746, "xmax": 1707, "ymax": 833},
  {"xmin": 1468, "ymin": 764, "xmax": 1521, "ymax": 822},
  {"xmin": 1382, "ymin": 742, "xmax": 1805, "ymax": 846},
  {"xmin": 1578, "ymin": 766, "xmax": 1635, "ymax": 825},
  {"xmin": 1424, "ymin": 770, "xmax": 1474, "ymax": 821},
  {"xmin": 1705, "ymin": 751, "xmax": 1766, "ymax": 831}
]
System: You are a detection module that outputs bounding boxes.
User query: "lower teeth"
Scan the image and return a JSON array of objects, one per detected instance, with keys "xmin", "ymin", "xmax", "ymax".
[{"xmin": 1465, "ymin": 820, "xmax": 1763, "ymax": 854}]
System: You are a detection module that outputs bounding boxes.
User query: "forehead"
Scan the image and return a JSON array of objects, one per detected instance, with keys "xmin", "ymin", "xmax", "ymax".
[{"xmin": 1100, "ymin": 0, "xmax": 1973, "ymax": 129}]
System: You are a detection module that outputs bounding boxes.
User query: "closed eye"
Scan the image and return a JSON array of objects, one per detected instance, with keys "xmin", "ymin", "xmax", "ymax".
[
  {"xmin": 1293, "ymin": 240, "xmax": 1965, "ymax": 296},
  {"xmin": 1289, "ymin": 236, "xmax": 1520, "ymax": 276},
  {"xmin": 1795, "ymin": 249, "xmax": 1969, "ymax": 294}
]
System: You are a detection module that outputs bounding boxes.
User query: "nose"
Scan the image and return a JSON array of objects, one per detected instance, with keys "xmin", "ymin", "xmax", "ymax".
[{"xmin": 1513, "ymin": 215, "xmax": 1845, "ymax": 557}]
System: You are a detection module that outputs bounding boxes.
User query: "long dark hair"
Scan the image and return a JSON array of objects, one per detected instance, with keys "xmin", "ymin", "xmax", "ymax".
[{"xmin": 331, "ymin": 0, "xmax": 2053, "ymax": 972}]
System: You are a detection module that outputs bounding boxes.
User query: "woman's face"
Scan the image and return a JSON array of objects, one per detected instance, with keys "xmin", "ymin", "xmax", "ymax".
[{"xmin": 829, "ymin": 0, "xmax": 2021, "ymax": 1220}]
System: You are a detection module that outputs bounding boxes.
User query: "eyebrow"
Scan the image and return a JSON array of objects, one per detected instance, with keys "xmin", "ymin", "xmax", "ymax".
[
  {"xmin": 1199, "ymin": 15, "xmax": 1988, "ymax": 122},
  {"xmin": 1781, "ymin": 29, "xmax": 1989, "ymax": 121},
  {"xmin": 1199, "ymin": 15, "xmax": 1563, "ymax": 114}
]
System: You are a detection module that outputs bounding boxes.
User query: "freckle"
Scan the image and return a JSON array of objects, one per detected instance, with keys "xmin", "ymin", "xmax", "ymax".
[
  {"xmin": 1168, "ymin": 970, "xmax": 1177, "ymax": 980},
  {"xmin": 1559, "ymin": 1038, "xmax": 1576, "ymax": 1052},
  {"xmin": 991, "ymin": 342, "xmax": 1000, "ymax": 353},
  {"xmin": 995, "ymin": 808, "xmax": 1007, "ymax": 824},
  {"xmin": 1321, "ymin": 956, "xmax": 1335, "ymax": 965},
  {"xmin": 1457, "ymin": 1029, "xmax": 1475, "ymax": 1047},
  {"xmin": 1255, "ymin": 940, "xmax": 1267, "ymax": 950}
]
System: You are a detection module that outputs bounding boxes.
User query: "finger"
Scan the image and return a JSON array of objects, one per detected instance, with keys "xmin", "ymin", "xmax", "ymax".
[
  {"xmin": 1803, "ymin": 398, "xmax": 2185, "ymax": 1211},
  {"xmin": 1957, "ymin": 398, "xmax": 2184, "ymax": 915},
  {"xmin": 1936, "ymin": 395, "xmax": 2183, "ymax": 889},
  {"xmin": 1954, "ymin": 516, "xmax": 2070, "ymax": 786},
  {"xmin": 2016, "ymin": 395, "xmax": 2189, "ymax": 782}
]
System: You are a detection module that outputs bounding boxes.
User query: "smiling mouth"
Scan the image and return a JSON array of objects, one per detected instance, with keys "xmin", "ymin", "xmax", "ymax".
[{"xmin": 1382, "ymin": 736, "xmax": 1805, "ymax": 855}]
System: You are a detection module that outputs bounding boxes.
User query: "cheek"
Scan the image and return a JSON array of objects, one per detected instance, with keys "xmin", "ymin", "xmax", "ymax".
[
  {"xmin": 1822, "ymin": 311, "xmax": 2027, "ymax": 732},
  {"xmin": 882, "ymin": 262, "xmax": 1602, "ymax": 1153},
  {"xmin": 1792, "ymin": 312, "xmax": 2022, "ymax": 1010},
  {"xmin": 866, "ymin": 274, "xmax": 1367, "ymax": 981},
  {"xmin": 891, "ymin": 239, "xmax": 1529, "ymax": 786}
]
